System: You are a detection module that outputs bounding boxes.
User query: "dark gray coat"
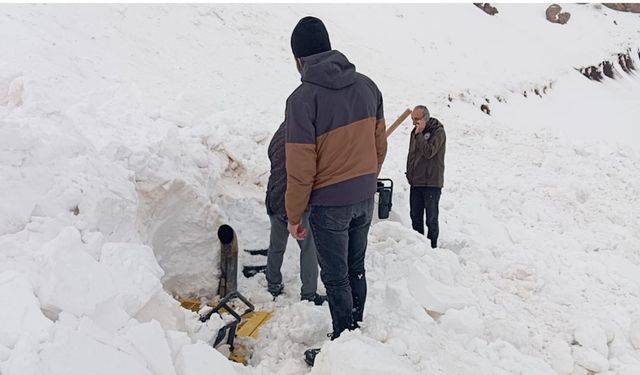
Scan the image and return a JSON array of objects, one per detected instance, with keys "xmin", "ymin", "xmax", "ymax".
[
  {"xmin": 265, "ymin": 122, "xmax": 287, "ymax": 216},
  {"xmin": 406, "ymin": 117, "xmax": 446, "ymax": 188}
]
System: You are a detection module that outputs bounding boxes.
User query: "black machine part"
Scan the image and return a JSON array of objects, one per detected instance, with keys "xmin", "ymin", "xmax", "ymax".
[
  {"xmin": 376, "ymin": 178, "xmax": 393, "ymax": 219},
  {"xmin": 199, "ymin": 291, "xmax": 255, "ymax": 349}
]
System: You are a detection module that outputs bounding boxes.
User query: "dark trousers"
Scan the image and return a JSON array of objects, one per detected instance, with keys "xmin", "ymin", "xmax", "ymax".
[
  {"xmin": 309, "ymin": 198, "xmax": 374, "ymax": 338},
  {"xmin": 409, "ymin": 186, "xmax": 441, "ymax": 248}
]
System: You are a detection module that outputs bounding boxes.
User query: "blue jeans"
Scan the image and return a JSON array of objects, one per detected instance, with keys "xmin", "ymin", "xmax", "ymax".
[{"xmin": 309, "ymin": 198, "xmax": 374, "ymax": 338}]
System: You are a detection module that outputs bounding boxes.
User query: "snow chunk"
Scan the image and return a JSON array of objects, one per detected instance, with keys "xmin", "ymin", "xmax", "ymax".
[
  {"xmin": 630, "ymin": 318, "xmax": 640, "ymax": 350},
  {"xmin": 174, "ymin": 341, "xmax": 240, "ymax": 375},
  {"xmin": 35, "ymin": 227, "xmax": 115, "ymax": 318},
  {"xmin": 439, "ymin": 307, "xmax": 484, "ymax": 336},
  {"xmin": 40, "ymin": 323, "xmax": 155, "ymax": 375},
  {"xmin": 573, "ymin": 321, "xmax": 609, "ymax": 357},
  {"xmin": 0, "ymin": 271, "xmax": 51, "ymax": 348},
  {"xmin": 572, "ymin": 346, "xmax": 609, "ymax": 373},
  {"xmin": 407, "ymin": 263, "xmax": 475, "ymax": 313},
  {"xmin": 310, "ymin": 332, "xmax": 419, "ymax": 375},
  {"xmin": 124, "ymin": 320, "xmax": 177, "ymax": 375},
  {"xmin": 99, "ymin": 242, "xmax": 164, "ymax": 316},
  {"xmin": 547, "ymin": 340, "xmax": 574, "ymax": 374}
]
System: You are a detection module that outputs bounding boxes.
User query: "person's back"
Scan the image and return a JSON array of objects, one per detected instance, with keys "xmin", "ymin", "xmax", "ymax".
[
  {"xmin": 285, "ymin": 50, "xmax": 386, "ymax": 217},
  {"xmin": 282, "ymin": 16, "xmax": 387, "ymax": 366}
]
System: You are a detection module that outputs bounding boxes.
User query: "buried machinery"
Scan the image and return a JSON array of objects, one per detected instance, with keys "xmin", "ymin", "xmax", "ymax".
[
  {"xmin": 181, "ymin": 224, "xmax": 272, "ymax": 364},
  {"xmin": 187, "ymin": 109, "xmax": 410, "ymax": 362}
]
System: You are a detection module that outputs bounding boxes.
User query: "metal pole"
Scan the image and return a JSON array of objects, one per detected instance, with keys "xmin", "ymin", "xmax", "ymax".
[{"xmin": 217, "ymin": 224, "xmax": 238, "ymax": 297}]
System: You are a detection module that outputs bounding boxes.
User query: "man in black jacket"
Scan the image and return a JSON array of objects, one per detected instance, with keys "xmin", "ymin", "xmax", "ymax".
[
  {"xmin": 263, "ymin": 121, "xmax": 325, "ymax": 305},
  {"xmin": 406, "ymin": 105, "xmax": 446, "ymax": 248}
]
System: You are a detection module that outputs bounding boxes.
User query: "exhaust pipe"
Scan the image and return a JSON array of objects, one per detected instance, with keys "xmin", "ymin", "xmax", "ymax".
[{"xmin": 217, "ymin": 224, "xmax": 238, "ymax": 297}]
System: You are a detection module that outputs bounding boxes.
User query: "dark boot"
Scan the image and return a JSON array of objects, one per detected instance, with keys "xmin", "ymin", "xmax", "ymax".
[
  {"xmin": 304, "ymin": 348, "xmax": 321, "ymax": 366},
  {"xmin": 301, "ymin": 293, "xmax": 328, "ymax": 306},
  {"xmin": 268, "ymin": 283, "xmax": 283, "ymax": 299}
]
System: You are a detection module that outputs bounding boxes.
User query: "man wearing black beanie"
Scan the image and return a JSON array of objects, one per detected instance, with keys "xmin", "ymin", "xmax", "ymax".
[
  {"xmin": 290, "ymin": 16, "xmax": 332, "ymax": 59},
  {"xmin": 283, "ymin": 16, "xmax": 388, "ymax": 366}
]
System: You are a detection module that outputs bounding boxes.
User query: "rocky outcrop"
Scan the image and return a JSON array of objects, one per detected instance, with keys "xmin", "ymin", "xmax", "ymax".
[
  {"xmin": 603, "ymin": 3, "xmax": 640, "ymax": 13},
  {"xmin": 578, "ymin": 49, "xmax": 638, "ymax": 81},
  {"xmin": 474, "ymin": 3, "xmax": 499, "ymax": 16},
  {"xmin": 546, "ymin": 4, "xmax": 571, "ymax": 24}
]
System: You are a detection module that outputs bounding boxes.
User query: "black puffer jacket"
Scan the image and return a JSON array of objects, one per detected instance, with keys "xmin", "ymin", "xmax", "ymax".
[{"xmin": 265, "ymin": 122, "xmax": 287, "ymax": 216}]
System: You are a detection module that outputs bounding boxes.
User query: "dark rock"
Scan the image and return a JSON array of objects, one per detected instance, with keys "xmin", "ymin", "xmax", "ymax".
[
  {"xmin": 546, "ymin": 4, "xmax": 571, "ymax": 24},
  {"xmin": 603, "ymin": 3, "xmax": 640, "ymax": 13},
  {"xmin": 474, "ymin": 3, "xmax": 499, "ymax": 15}
]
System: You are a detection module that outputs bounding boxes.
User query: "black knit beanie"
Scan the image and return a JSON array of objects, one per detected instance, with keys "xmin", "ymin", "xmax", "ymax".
[{"xmin": 291, "ymin": 16, "xmax": 331, "ymax": 58}]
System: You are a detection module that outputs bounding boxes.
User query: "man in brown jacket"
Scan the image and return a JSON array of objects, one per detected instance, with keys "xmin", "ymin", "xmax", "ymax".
[
  {"xmin": 284, "ymin": 16, "xmax": 387, "ymax": 366},
  {"xmin": 406, "ymin": 105, "xmax": 446, "ymax": 248}
]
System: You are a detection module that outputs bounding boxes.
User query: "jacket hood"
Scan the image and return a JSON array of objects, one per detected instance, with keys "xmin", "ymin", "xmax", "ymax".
[{"xmin": 300, "ymin": 50, "xmax": 357, "ymax": 90}]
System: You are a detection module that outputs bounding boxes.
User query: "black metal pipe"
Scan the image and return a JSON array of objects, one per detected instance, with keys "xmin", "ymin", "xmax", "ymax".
[
  {"xmin": 218, "ymin": 224, "xmax": 234, "ymax": 244},
  {"xmin": 217, "ymin": 224, "xmax": 238, "ymax": 296}
]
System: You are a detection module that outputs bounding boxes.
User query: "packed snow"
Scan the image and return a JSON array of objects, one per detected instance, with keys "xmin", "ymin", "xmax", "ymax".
[{"xmin": 1, "ymin": 3, "xmax": 640, "ymax": 375}]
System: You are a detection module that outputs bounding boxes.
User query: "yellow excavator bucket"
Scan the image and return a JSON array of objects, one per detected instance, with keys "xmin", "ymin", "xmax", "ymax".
[
  {"xmin": 236, "ymin": 311, "xmax": 272, "ymax": 338},
  {"xmin": 177, "ymin": 296, "xmax": 272, "ymax": 364},
  {"xmin": 228, "ymin": 311, "xmax": 272, "ymax": 365}
]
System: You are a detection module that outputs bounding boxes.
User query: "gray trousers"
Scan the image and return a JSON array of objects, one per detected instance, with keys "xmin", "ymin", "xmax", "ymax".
[{"xmin": 266, "ymin": 212, "xmax": 319, "ymax": 299}]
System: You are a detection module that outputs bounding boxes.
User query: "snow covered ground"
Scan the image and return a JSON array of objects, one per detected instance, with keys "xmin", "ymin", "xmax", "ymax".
[{"xmin": 1, "ymin": 3, "xmax": 640, "ymax": 375}]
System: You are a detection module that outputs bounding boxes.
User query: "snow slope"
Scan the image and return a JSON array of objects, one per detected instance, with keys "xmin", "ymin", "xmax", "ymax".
[{"xmin": 1, "ymin": 3, "xmax": 640, "ymax": 375}]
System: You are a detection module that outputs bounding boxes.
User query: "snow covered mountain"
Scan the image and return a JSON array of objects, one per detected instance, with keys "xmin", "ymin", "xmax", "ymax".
[{"xmin": 1, "ymin": 4, "xmax": 639, "ymax": 375}]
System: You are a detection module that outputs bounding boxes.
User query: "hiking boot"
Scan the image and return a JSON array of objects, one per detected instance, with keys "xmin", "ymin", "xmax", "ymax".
[
  {"xmin": 301, "ymin": 293, "xmax": 327, "ymax": 306},
  {"xmin": 268, "ymin": 283, "xmax": 284, "ymax": 299},
  {"xmin": 304, "ymin": 348, "xmax": 321, "ymax": 366}
]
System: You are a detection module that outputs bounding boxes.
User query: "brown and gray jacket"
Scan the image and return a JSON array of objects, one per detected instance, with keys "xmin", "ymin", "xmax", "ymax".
[
  {"xmin": 285, "ymin": 50, "xmax": 387, "ymax": 224},
  {"xmin": 406, "ymin": 117, "xmax": 446, "ymax": 187}
]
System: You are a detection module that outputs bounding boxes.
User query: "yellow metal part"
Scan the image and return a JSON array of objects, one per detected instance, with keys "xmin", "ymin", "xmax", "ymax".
[
  {"xmin": 236, "ymin": 311, "xmax": 273, "ymax": 338},
  {"xmin": 177, "ymin": 297, "xmax": 218, "ymax": 313},
  {"xmin": 179, "ymin": 298, "xmax": 202, "ymax": 312},
  {"xmin": 177, "ymin": 296, "xmax": 273, "ymax": 365},
  {"xmin": 229, "ymin": 311, "xmax": 272, "ymax": 365}
]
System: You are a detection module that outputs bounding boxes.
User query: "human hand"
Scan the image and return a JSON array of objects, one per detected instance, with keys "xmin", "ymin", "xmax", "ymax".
[
  {"xmin": 413, "ymin": 118, "xmax": 426, "ymax": 134},
  {"xmin": 288, "ymin": 222, "xmax": 307, "ymax": 240}
]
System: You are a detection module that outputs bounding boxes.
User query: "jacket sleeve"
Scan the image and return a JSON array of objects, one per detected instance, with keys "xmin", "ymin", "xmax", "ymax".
[
  {"xmin": 374, "ymin": 91, "xmax": 388, "ymax": 175},
  {"xmin": 415, "ymin": 128, "xmax": 445, "ymax": 160},
  {"xmin": 285, "ymin": 91, "xmax": 317, "ymax": 225},
  {"xmin": 405, "ymin": 133, "xmax": 413, "ymax": 183}
]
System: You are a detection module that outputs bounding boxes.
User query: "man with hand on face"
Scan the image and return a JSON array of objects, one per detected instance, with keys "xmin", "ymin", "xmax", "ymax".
[{"xmin": 406, "ymin": 105, "xmax": 446, "ymax": 249}]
